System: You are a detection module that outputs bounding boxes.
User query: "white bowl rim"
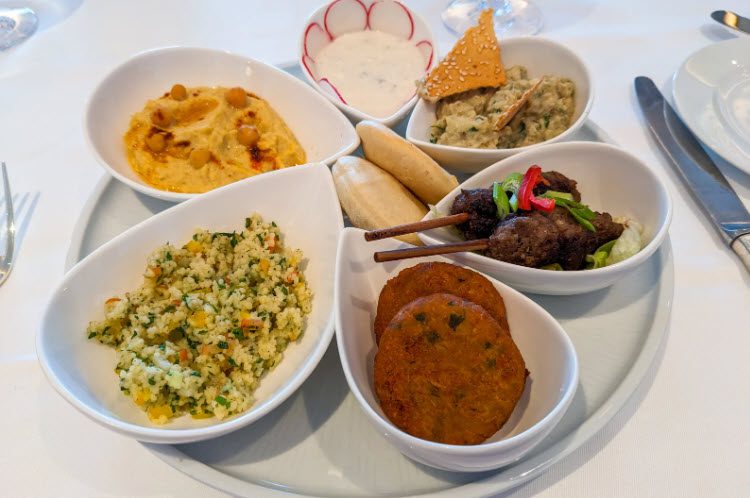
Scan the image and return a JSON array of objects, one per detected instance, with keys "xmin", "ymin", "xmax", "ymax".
[
  {"xmin": 297, "ymin": 0, "xmax": 436, "ymax": 125},
  {"xmin": 419, "ymin": 141, "xmax": 674, "ymax": 279},
  {"xmin": 405, "ymin": 36, "xmax": 595, "ymax": 155},
  {"xmin": 36, "ymin": 162, "xmax": 341, "ymax": 442},
  {"xmin": 84, "ymin": 45, "xmax": 359, "ymax": 203},
  {"xmin": 335, "ymin": 226, "xmax": 580, "ymax": 455}
]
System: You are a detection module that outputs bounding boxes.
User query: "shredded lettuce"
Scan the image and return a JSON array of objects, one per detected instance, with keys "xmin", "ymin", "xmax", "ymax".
[
  {"xmin": 584, "ymin": 220, "xmax": 644, "ymax": 269},
  {"xmin": 606, "ymin": 220, "xmax": 644, "ymax": 266}
]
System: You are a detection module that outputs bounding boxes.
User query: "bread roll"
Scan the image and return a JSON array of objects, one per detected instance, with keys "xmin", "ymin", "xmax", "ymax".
[
  {"xmin": 356, "ymin": 120, "xmax": 458, "ymax": 205},
  {"xmin": 332, "ymin": 156, "xmax": 427, "ymax": 246}
]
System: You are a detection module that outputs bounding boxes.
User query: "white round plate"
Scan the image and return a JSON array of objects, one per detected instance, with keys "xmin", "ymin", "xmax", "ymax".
[
  {"xmin": 673, "ymin": 37, "xmax": 750, "ymax": 175},
  {"xmin": 63, "ymin": 65, "xmax": 671, "ymax": 498},
  {"xmin": 65, "ymin": 173, "xmax": 672, "ymax": 495}
]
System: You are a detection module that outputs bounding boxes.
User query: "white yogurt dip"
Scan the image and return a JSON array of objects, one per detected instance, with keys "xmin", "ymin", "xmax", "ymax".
[{"xmin": 315, "ymin": 30, "xmax": 426, "ymax": 118}]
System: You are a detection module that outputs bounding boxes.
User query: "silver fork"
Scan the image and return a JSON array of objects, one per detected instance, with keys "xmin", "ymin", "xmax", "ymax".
[{"xmin": 0, "ymin": 163, "xmax": 15, "ymax": 286}]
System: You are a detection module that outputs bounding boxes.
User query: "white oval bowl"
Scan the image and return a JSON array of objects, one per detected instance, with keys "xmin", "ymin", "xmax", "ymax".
[
  {"xmin": 85, "ymin": 46, "xmax": 359, "ymax": 203},
  {"xmin": 334, "ymin": 227, "xmax": 578, "ymax": 472},
  {"xmin": 299, "ymin": 0, "xmax": 435, "ymax": 127},
  {"xmin": 406, "ymin": 37, "xmax": 593, "ymax": 173},
  {"xmin": 418, "ymin": 141, "xmax": 673, "ymax": 295},
  {"xmin": 37, "ymin": 163, "xmax": 343, "ymax": 444}
]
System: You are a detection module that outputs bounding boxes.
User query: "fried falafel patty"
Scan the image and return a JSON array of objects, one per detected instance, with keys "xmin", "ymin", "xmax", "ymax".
[
  {"xmin": 374, "ymin": 293, "xmax": 526, "ymax": 445},
  {"xmin": 373, "ymin": 262, "xmax": 508, "ymax": 343}
]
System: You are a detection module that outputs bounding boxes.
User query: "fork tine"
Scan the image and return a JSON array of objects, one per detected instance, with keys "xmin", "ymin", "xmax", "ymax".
[{"xmin": 1, "ymin": 162, "xmax": 15, "ymax": 267}]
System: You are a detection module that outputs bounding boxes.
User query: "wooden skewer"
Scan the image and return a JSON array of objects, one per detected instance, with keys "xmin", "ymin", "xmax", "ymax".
[
  {"xmin": 374, "ymin": 239, "xmax": 489, "ymax": 263},
  {"xmin": 495, "ymin": 77, "xmax": 544, "ymax": 131},
  {"xmin": 364, "ymin": 213, "xmax": 470, "ymax": 242}
]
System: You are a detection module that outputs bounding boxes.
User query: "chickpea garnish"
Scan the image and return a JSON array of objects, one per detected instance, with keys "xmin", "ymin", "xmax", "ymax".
[
  {"xmin": 150, "ymin": 107, "xmax": 173, "ymax": 128},
  {"xmin": 170, "ymin": 84, "xmax": 188, "ymax": 101},
  {"xmin": 237, "ymin": 125, "xmax": 260, "ymax": 147},
  {"xmin": 145, "ymin": 133, "xmax": 166, "ymax": 152},
  {"xmin": 189, "ymin": 148, "xmax": 211, "ymax": 168},
  {"xmin": 225, "ymin": 87, "xmax": 247, "ymax": 108}
]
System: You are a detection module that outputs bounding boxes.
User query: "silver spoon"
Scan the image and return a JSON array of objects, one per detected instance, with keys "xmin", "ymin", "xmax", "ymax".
[{"xmin": 0, "ymin": 7, "xmax": 38, "ymax": 51}]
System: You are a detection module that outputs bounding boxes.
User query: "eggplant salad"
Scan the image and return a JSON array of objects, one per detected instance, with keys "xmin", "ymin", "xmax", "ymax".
[{"xmin": 447, "ymin": 165, "xmax": 644, "ymax": 270}]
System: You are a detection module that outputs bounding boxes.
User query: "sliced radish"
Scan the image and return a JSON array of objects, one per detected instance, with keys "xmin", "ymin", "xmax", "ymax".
[
  {"xmin": 324, "ymin": 0, "xmax": 368, "ymax": 39},
  {"xmin": 318, "ymin": 78, "xmax": 348, "ymax": 104},
  {"xmin": 302, "ymin": 55, "xmax": 319, "ymax": 80},
  {"xmin": 368, "ymin": 0, "xmax": 414, "ymax": 40},
  {"xmin": 304, "ymin": 23, "xmax": 331, "ymax": 59},
  {"xmin": 416, "ymin": 40, "xmax": 434, "ymax": 71}
]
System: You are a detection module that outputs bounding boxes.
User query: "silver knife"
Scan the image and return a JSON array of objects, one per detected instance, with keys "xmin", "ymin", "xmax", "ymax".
[
  {"xmin": 634, "ymin": 76, "xmax": 750, "ymax": 272},
  {"xmin": 711, "ymin": 10, "xmax": 750, "ymax": 35}
]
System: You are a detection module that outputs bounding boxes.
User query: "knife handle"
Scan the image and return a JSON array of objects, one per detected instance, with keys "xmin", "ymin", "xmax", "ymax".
[{"xmin": 731, "ymin": 234, "xmax": 750, "ymax": 273}]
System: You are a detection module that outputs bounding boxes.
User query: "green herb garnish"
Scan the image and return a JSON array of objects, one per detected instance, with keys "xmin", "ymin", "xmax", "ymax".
[
  {"xmin": 540, "ymin": 190, "xmax": 597, "ymax": 232},
  {"xmin": 492, "ymin": 181, "xmax": 511, "ymax": 219}
]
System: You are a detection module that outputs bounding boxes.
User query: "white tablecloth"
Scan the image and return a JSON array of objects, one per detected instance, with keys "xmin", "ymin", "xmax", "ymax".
[{"xmin": 2, "ymin": 1, "xmax": 749, "ymax": 496}]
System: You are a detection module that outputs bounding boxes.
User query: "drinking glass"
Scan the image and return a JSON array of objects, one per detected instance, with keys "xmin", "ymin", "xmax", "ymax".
[
  {"xmin": 442, "ymin": 0, "xmax": 543, "ymax": 37},
  {"xmin": 0, "ymin": 7, "xmax": 37, "ymax": 50}
]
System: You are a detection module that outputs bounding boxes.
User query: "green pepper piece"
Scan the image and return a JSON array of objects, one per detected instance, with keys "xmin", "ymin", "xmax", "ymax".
[
  {"xmin": 501, "ymin": 172, "xmax": 524, "ymax": 195},
  {"xmin": 540, "ymin": 190, "xmax": 573, "ymax": 202},
  {"xmin": 492, "ymin": 182, "xmax": 511, "ymax": 219}
]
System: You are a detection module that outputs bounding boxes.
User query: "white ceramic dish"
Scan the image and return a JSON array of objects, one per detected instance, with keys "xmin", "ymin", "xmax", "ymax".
[
  {"xmin": 299, "ymin": 0, "xmax": 435, "ymax": 127},
  {"xmin": 64, "ymin": 111, "xmax": 674, "ymax": 496},
  {"xmin": 334, "ymin": 227, "xmax": 578, "ymax": 472},
  {"xmin": 419, "ymin": 141, "xmax": 672, "ymax": 295},
  {"xmin": 406, "ymin": 37, "xmax": 593, "ymax": 173},
  {"xmin": 37, "ymin": 163, "xmax": 343, "ymax": 444},
  {"xmin": 673, "ymin": 37, "xmax": 750, "ymax": 175},
  {"xmin": 85, "ymin": 46, "xmax": 359, "ymax": 203},
  {"xmin": 65, "ymin": 167, "xmax": 673, "ymax": 498}
]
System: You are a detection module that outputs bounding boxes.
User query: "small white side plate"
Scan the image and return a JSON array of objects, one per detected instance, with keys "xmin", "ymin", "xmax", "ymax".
[{"xmin": 673, "ymin": 37, "xmax": 750, "ymax": 175}]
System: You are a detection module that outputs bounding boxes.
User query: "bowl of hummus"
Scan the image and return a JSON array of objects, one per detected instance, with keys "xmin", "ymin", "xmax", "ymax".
[
  {"xmin": 406, "ymin": 37, "xmax": 593, "ymax": 174},
  {"xmin": 86, "ymin": 47, "xmax": 360, "ymax": 202}
]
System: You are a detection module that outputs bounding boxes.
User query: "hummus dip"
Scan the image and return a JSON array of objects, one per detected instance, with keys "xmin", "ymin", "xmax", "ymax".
[
  {"xmin": 429, "ymin": 66, "xmax": 575, "ymax": 149},
  {"xmin": 124, "ymin": 85, "xmax": 306, "ymax": 193}
]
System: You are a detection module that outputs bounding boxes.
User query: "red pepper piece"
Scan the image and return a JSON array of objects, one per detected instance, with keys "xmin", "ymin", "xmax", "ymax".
[
  {"xmin": 530, "ymin": 196, "xmax": 556, "ymax": 212},
  {"xmin": 518, "ymin": 165, "xmax": 556, "ymax": 212},
  {"xmin": 518, "ymin": 165, "xmax": 542, "ymax": 210}
]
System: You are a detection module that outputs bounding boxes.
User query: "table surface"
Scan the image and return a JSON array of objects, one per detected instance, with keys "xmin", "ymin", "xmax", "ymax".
[{"xmin": 2, "ymin": 1, "xmax": 749, "ymax": 496}]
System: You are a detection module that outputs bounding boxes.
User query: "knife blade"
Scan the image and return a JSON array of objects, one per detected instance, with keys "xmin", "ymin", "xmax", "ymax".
[
  {"xmin": 711, "ymin": 10, "xmax": 750, "ymax": 35},
  {"xmin": 634, "ymin": 76, "xmax": 750, "ymax": 272}
]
